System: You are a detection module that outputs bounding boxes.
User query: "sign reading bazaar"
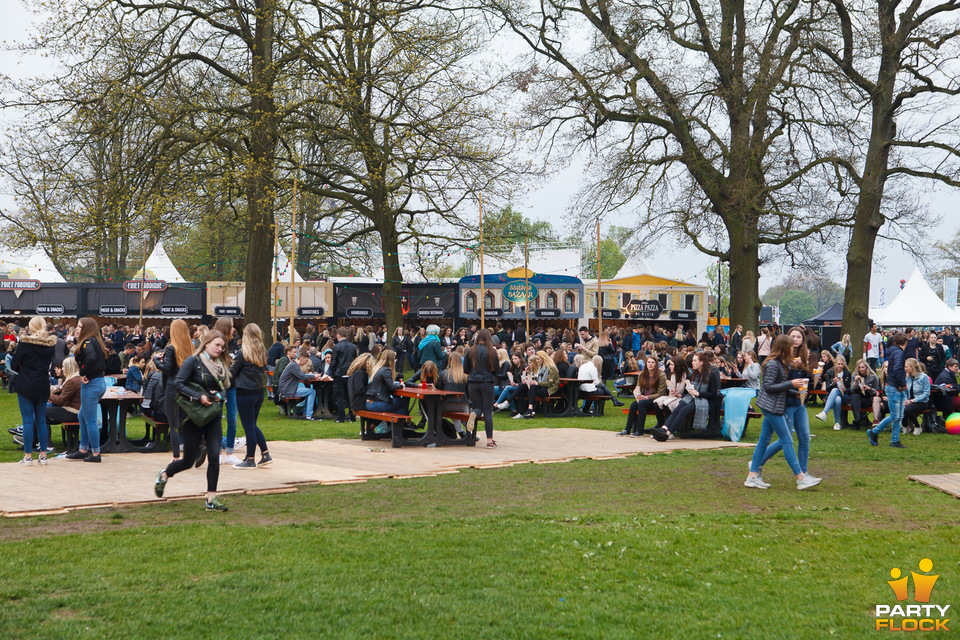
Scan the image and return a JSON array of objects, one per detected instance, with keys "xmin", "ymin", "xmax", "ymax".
[{"xmin": 502, "ymin": 280, "xmax": 538, "ymax": 304}]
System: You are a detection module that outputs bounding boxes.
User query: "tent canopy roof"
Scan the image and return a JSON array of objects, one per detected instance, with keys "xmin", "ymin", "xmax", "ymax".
[
  {"xmin": 869, "ymin": 267, "xmax": 960, "ymax": 326},
  {"xmin": 804, "ymin": 302, "xmax": 844, "ymax": 324}
]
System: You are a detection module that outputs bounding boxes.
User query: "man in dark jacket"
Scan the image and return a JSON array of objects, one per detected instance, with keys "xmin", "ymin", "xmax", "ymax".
[
  {"xmin": 330, "ymin": 327, "xmax": 358, "ymax": 422},
  {"xmin": 869, "ymin": 332, "xmax": 908, "ymax": 448},
  {"xmin": 934, "ymin": 358, "xmax": 960, "ymax": 419}
]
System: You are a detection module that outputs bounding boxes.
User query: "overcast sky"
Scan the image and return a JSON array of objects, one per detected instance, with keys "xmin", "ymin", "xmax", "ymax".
[{"xmin": 2, "ymin": 2, "xmax": 957, "ymax": 308}]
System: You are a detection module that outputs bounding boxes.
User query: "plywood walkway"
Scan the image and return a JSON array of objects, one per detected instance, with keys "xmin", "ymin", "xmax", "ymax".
[
  {"xmin": 0, "ymin": 428, "xmax": 750, "ymax": 517},
  {"xmin": 909, "ymin": 473, "xmax": 960, "ymax": 499}
]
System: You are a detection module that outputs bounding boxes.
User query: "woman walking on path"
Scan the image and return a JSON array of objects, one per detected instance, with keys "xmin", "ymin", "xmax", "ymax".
[
  {"xmin": 756, "ymin": 326, "xmax": 817, "ymax": 480},
  {"xmin": 154, "ymin": 319, "xmax": 193, "ymax": 460},
  {"xmin": 745, "ymin": 334, "xmax": 822, "ymax": 490},
  {"xmin": 67, "ymin": 318, "xmax": 107, "ymax": 463},
  {"xmin": 12, "ymin": 316, "xmax": 56, "ymax": 465},
  {"xmin": 230, "ymin": 323, "xmax": 272, "ymax": 469},
  {"xmin": 464, "ymin": 329, "xmax": 498, "ymax": 447},
  {"xmin": 154, "ymin": 330, "xmax": 232, "ymax": 511},
  {"xmin": 214, "ymin": 317, "xmax": 242, "ymax": 465}
]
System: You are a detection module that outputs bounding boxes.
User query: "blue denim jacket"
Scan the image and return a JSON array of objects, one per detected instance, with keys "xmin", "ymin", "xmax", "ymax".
[{"xmin": 906, "ymin": 373, "xmax": 930, "ymax": 404}]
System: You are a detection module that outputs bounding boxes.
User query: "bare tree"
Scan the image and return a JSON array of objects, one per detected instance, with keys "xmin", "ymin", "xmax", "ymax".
[
  {"xmin": 486, "ymin": 0, "xmax": 865, "ymax": 332},
  {"xmin": 811, "ymin": 0, "xmax": 960, "ymax": 356}
]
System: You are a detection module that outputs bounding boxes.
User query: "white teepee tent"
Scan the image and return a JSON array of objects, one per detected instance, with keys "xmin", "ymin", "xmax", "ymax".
[
  {"xmin": 870, "ymin": 267, "xmax": 960, "ymax": 326},
  {"xmin": 133, "ymin": 242, "xmax": 187, "ymax": 282},
  {"xmin": 274, "ymin": 245, "xmax": 305, "ymax": 283},
  {"xmin": 0, "ymin": 248, "xmax": 67, "ymax": 282}
]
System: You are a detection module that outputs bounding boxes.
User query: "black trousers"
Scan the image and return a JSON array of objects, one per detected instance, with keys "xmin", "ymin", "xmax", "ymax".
[
  {"xmin": 333, "ymin": 377, "xmax": 349, "ymax": 421},
  {"xmin": 468, "ymin": 382, "xmax": 495, "ymax": 439},
  {"xmin": 903, "ymin": 401, "xmax": 928, "ymax": 428},
  {"xmin": 626, "ymin": 398, "xmax": 656, "ymax": 434},
  {"xmin": 850, "ymin": 392, "xmax": 872, "ymax": 422},
  {"xmin": 165, "ymin": 416, "xmax": 222, "ymax": 492},
  {"xmin": 518, "ymin": 384, "xmax": 549, "ymax": 413},
  {"xmin": 163, "ymin": 384, "xmax": 182, "ymax": 456},
  {"xmin": 664, "ymin": 401, "xmax": 696, "ymax": 433}
]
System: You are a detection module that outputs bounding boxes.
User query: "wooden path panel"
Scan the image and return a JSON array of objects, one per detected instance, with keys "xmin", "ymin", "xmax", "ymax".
[
  {"xmin": 909, "ymin": 473, "xmax": 960, "ymax": 499},
  {"xmin": 0, "ymin": 428, "xmax": 749, "ymax": 517}
]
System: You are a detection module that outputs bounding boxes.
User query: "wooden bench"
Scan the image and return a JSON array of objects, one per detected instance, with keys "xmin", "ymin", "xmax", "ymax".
[
  {"xmin": 277, "ymin": 396, "xmax": 307, "ymax": 418},
  {"xmin": 140, "ymin": 415, "xmax": 170, "ymax": 451},
  {"xmin": 581, "ymin": 394, "xmax": 616, "ymax": 416},
  {"xmin": 620, "ymin": 406, "xmax": 762, "ymax": 436},
  {"xmin": 356, "ymin": 409, "xmax": 415, "ymax": 447}
]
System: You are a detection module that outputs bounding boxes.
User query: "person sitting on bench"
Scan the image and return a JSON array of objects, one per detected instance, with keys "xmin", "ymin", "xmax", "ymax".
[
  {"xmin": 365, "ymin": 349, "xmax": 410, "ymax": 419},
  {"xmin": 277, "ymin": 350, "xmax": 321, "ymax": 420},
  {"xmin": 619, "ymin": 355, "xmax": 667, "ymax": 436},
  {"xmin": 650, "ymin": 351, "xmax": 717, "ymax": 441},
  {"xmin": 933, "ymin": 358, "xmax": 960, "ymax": 420},
  {"xmin": 902, "ymin": 358, "xmax": 930, "ymax": 436},
  {"xmin": 515, "ymin": 351, "xmax": 559, "ymax": 419},
  {"xmin": 849, "ymin": 359, "xmax": 880, "ymax": 429}
]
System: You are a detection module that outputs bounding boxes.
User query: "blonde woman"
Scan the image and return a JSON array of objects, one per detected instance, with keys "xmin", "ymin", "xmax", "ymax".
[
  {"xmin": 516, "ymin": 350, "xmax": 559, "ymax": 419},
  {"xmin": 902, "ymin": 358, "xmax": 930, "ymax": 436},
  {"xmin": 742, "ymin": 330, "xmax": 756, "ymax": 355},
  {"xmin": 47, "ymin": 357, "xmax": 82, "ymax": 450},
  {"xmin": 365, "ymin": 350, "xmax": 409, "ymax": 414},
  {"xmin": 230, "ymin": 323, "xmax": 272, "ymax": 469},
  {"xmin": 816, "ymin": 355, "xmax": 851, "ymax": 430},
  {"xmin": 438, "ymin": 349, "xmax": 469, "ymax": 436},
  {"xmin": 756, "ymin": 327, "xmax": 772, "ymax": 363},
  {"xmin": 12, "ymin": 316, "xmax": 56, "ymax": 464},
  {"xmin": 155, "ymin": 319, "xmax": 194, "ymax": 459}
]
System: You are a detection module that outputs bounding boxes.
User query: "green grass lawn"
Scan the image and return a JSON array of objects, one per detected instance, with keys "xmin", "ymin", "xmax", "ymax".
[{"xmin": 1, "ymin": 387, "xmax": 959, "ymax": 639}]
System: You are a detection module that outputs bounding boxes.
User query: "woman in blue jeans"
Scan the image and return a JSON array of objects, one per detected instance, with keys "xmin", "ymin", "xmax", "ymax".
[
  {"xmin": 759, "ymin": 326, "xmax": 813, "ymax": 475},
  {"xmin": 67, "ymin": 317, "xmax": 107, "ymax": 462},
  {"xmin": 214, "ymin": 317, "xmax": 241, "ymax": 464},
  {"xmin": 11, "ymin": 316, "xmax": 56, "ymax": 465},
  {"xmin": 229, "ymin": 323, "xmax": 271, "ymax": 469},
  {"xmin": 816, "ymin": 355, "xmax": 852, "ymax": 430},
  {"xmin": 365, "ymin": 349, "xmax": 409, "ymax": 417},
  {"xmin": 746, "ymin": 334, "xmax": 821, "ymax": 490}
]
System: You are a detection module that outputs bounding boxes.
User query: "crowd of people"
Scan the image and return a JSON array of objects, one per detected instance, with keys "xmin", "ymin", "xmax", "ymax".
[{"xmin": 5, "ymin": 314, "xmax": 959, "ymax": 504}]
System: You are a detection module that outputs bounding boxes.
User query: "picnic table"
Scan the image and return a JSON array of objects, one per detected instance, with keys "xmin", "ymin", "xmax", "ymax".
[
  {"xmin": 720, "ymin": 376, "xmax": 747, "ymax": 388},
  {"xmin": 308, "ymin": 377, "xmax": 337, "ymax": 420},
  {"xmin": 99, "ymin": 388, "xmax": 147, "ymax": 453},
  {"xmin": 393, "ymin": 385, "xmax": 475, "ymax": 447},
  {"xmin": 557, "ymin": 378, "xmax": 588, "ymax": 417}
]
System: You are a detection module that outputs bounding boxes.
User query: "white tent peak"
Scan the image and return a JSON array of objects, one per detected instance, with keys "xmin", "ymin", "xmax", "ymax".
[
  {"xmin": 0, "ymin": 247, "xmax": 67, "ymax": 283},
  {"xmin": 869, "ymin": 266, "xmax": 960, "ymax": 326},
  {"xmin": 613, "ymin": 251, "xmax": 652, "ymax": 280},
  {"xmin": 133, "ymin": 242, "xmax": 186, "ymax": 283},
  {"xmin": 275, "ymin": 244, "xmax": 305, "ymax": 283}
]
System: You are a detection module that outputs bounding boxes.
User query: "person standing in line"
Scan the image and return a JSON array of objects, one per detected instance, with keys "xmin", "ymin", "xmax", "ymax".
[
  {"xmin": 12, "ymin": 316, "xmax": 56, "ymax": 465},
  {"xmin": 863, "ymin": 324, "xmax": 884, "ymax": 370},
  {"xmin": 67, "ymin": 318, "xmax": 107, "ymax": 463},
  {"xmin": 464, "ymin": 329, "xmax": 498, "ymax": 447},
  {"xmin": 230, "ymin": 323, "xmax": 272, "ymax": 469},
  {"xmin": 903, "ymin": 328, "xmax": 919, "ymax": 361},
  {"xmin": 756, "ymin": 327, "xmax": 772, "ymax": 364},
  {"xmin": 869, "ymin": 332, "xmax": 908, "ymax": 449},
  {"xmin": 154, "ymin": 330, "xmax": 232, "ymax": 511},
  {"xmin": 331, "ymin": 327, "xmax": 358, "ymax": 423},
  {"xmin": 729, "ymin": 325, "xmax": 743, "ymax": 357}
]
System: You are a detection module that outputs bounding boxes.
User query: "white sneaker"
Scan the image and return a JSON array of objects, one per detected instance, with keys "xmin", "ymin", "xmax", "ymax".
[
  {"xmin": 234, "ymin": 437, "xmax": 246, "ymax": 449},
  {"xmin": 38, "ymin": 456, "xmax": 48, "ymax": 466},
  {"xmin": 833, "ymin": 423, "xmax": 841, "ymax": 431},
  {"xmin": 222, "ymin": 454, "xmax": 243, "ymax": 465},
  {"xmin": 913, "ymin": 426, "xmax": 922, "ymax": 436},
  {"xmin": 815, "ymin": 412, "xmax": 827, "ymax": 422},
  {"xmin": 18, "ymin": 457, "xmax": 33, "ymax": 466},
  {"xmin": 744, "ymin": 476, "xmax": 769, "ymax": 489},
  {"xmin": 494, "ymin": 402, "xmax": 508, "ymax": 411},
  {"xmin": 512, "ymin": 413, "xmax": 524, "ymax": 419},
  {"xmin": 797, "ymin": 474, "xmax": 822, "ymax": 490},
  {"xmin": 900, "ymin": 426, "xmax": 909, "ymax": 435}
]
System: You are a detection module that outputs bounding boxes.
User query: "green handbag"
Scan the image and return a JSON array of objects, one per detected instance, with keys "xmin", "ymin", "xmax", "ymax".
[{"xmin": 175, "ymin": 381, "xmax": 223, "ymax": 426}]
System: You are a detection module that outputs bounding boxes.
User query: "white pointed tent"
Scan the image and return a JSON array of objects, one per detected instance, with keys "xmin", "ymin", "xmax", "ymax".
[
  {"xmin": 274, "ymin": 244, "xmax": 305, "ymax": 283},
  {"xmin": 132, "ymin": 242, "xmax": 186, "ymax": 283},
  {"xmin": 0, "ymin": 248, "xmax": 67, "ymax": 282},
  {"xmin": 870, "ymin": 267, "xmax": 960, "ymax": 326},
  {"xmin": 613, "ymin": 252, "xmax": 653, "ymax": 280}
]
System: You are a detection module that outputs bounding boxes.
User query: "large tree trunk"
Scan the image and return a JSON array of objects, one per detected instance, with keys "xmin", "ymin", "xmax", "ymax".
[
  {"xmin": 242, "ymin": 0, "xmax": 278, "ymax": 335},
  {"xmin": 726, "ymin": 216, "xmax": 761, "ymax": 335},
  {"xmin": 379, "ymin": 221, "xmax": 404, "ymax": 333}
]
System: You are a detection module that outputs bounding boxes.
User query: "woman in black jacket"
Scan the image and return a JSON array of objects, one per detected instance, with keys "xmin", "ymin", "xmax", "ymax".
[
  {"xmin": 67, "ymin": 317, "xmax": 107, "ymax": 462},
  {"xmin": 746, "ymin": 335, "xmax": 821, "ymax": 490},
  {"xmin": 154, "ymin": 319, "xmax": 193, "ymax": 459},
  {"xmin": 229, "ymin": 323, "xmax": 272, "ymax": 469},
  {"xmin": 12, "ymin": 316, "xmax": 56, "ymax": 465},
  {"xmin": 464, "ymin": 329, "xmax": 498, "ymax": 447},
  {"xmin": 391, "ymin": 327, "xmax": 408, "ymax": 373},
  {"xmin": 365, "ymin": 350, "xmax": 409, "ymax": 414},
  {"xmin": 154, "ymin": 330, "xmax": 231, "ymax": 512}
]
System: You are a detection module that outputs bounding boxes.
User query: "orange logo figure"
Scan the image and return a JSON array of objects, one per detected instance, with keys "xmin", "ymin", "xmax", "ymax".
[
  {"xmin": 912, "ymin": 558, "xmax": 939, "ymax": 603},
  {"xmin": 887, "ymin": 567, "xmax": 910, "ymax": 601}
]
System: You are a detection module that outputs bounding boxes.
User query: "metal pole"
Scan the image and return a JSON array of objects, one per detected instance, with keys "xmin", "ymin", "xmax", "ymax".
[
  {"xmin": 596, "ymin": 219, "xmax": 602, "ymax": 333},
  {"xmin": 524, "ymin": 237, "xmax": 530, "ymax": 338},
  {"xmin": 479, "ymin": 194, "xmax": 485, "ymax": 331},
  {"xmin": 272, "ymin": 225, "xmax": 279, "ymax": 342},
  {"xmin": 139, "ymin": 240, "xmax": 147, "ymax": 329},
  {"xmin": 717, "ymin": 258, "xmax": 721, "ymax": 328},
  {"xmin": 289, "ymin": 178, "xmax": 298, "ymax": 343}
]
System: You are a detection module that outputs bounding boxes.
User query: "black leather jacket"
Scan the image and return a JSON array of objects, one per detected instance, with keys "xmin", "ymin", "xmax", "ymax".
[
  {"xmin": 75, "ymin": 337, "xmax": 106, "ymax": 380},
  {"xmin": 174, "ymin": 355, "xmax": 230, "ymax": 402},
  {"xmin": 331, "ymin": 339, "xmax": 358, "ymax": 377},
  {"xmin": 229, "ymin": 352, "xmax": 266, "ymax": 392}
]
